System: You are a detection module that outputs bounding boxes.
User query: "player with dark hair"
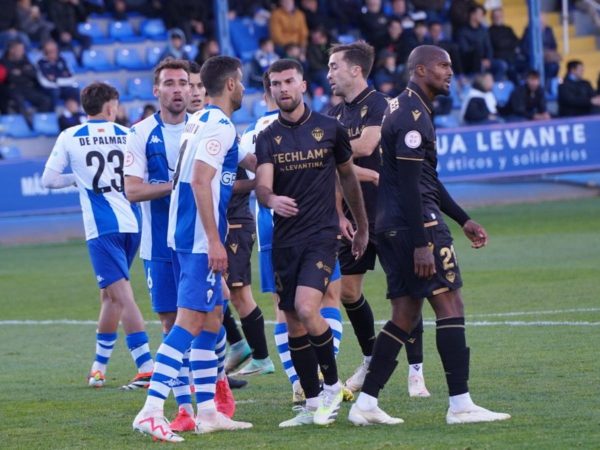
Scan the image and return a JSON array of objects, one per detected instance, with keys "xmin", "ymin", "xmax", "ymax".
[
  {"xmin": 256, "ymin": 58, "xmax": 368, "ymax": 427},
  {"xmin": 328, "ymin": 41, "xmax": 430, "ymax": 397},
  {"xmin": 349, "ymin": 45, "xmax": 511, "ymax": 426}
]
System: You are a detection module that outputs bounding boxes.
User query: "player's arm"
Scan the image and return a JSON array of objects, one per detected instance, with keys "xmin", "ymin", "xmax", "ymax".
[
  {"xmin": 335, "ymin": 175, "xmax": 354, "ymax": 241},
  {"xmin": 353, "ymin": 165, "xmax": 379, "ymax": 185},
  {"xmin": 233, "ymin": 153, "xmax": 257, "ymax": 194},
  {"xmin": 350, "ymin": 125, "xmax": 381, "ymax": 158},
  {"xmin": 124, "ymin": 176, "xmax": 172, "ymax": 202},
  {"xmin": 337, "ymin": 161, "xmax": 368, "ymax": 259},
  {"xmin": 42, "ymin": 131, "xmax": 76, "ymax": 189},
  {"xmin": 41, "ymin": 166, "xmax": 76, "ymax": 188}
]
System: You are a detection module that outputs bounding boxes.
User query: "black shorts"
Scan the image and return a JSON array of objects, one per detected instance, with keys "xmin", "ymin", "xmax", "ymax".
[
  {"xmin": 339, "ymin": 232, "xmax": 378, "ymax": 275},
  {"xmin": 225, "ymin": 223, "xmax": 255, "ymax": 289},
  {"xmin": 376, "ymin": 220, "xmax": 463, "ymax": 300},
  {"xmin": 272, "ymin": 239, "xmax": 339, "ymax": 311}
]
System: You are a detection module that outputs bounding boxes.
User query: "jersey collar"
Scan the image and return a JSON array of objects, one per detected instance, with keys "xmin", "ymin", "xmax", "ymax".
[
  {"xmin": 347, "ymin": 87, "xmax": 374, "ymax": 106},
  {"xmin": 405, "ymin": 82, "xmax": 433, "ymax": 116},
  {"xmin": 154, "ymin": 111, "xmax": 188, "ymax": 127},
  {"xmin": 88, "ymin": 119, "xmax": 108, "ymax": 123},
  {"xmin": 278, "ymin": 103, "xmax": 311, "ymax": 128}
]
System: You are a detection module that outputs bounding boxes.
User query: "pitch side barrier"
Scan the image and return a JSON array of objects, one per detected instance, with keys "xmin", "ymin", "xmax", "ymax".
[{"xmin": 1, "ymin": 115, "xmax": 600, "ymax": 216}]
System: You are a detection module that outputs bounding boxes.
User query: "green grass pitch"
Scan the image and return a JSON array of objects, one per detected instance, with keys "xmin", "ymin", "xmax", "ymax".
[{"xmin": 1, "ymin": 198, "xmax": 599, "ymax": 449}]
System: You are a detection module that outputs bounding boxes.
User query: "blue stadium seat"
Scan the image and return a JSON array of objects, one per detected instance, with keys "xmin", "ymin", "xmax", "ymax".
[
  {"xmin": 146, "ymin": 45, "xmax": 165, "ymax": 67},
  {"xmin": 60, "ymin": 51, "xmax": 83, "ymax": 74},
  {"xmin": 127, "ymin": 77, "xmax": 154, "ymax": 100},
  {"xmin": 0, "ymin": 145, "xmax": 21, "ymax": 159},
  {"xmin": 140, "ymin": 19, "xmax": 167, "ymax": 41},
  {"xmin": 77, "ymin": 22, "xmax": 111, "ymax": 44},
  {"xmin": 108, "ymin": 21, "xmax": 143, "ymax": 42},
  {"xmin": 115, "ymin": 47, "xmax": 148, "ymax": 70},
  {"xmin": 492, "ymin": 80, "xmax": 514, "ymax": 107},
  {"xmin": 229, "ymin": 18, "xmax": 260, "ymax": 62},
  {"xmin": 434, "ymin": 114, "xmax": 460, "ymax": 129},
  {"xmin": 232, "ymin": 106, "xmax": 254, "ymax": 125},
  {"xmin": 99, "ymin": 77, "xmax": 131, "ymax": 101},
  {"xmin": 252, "ymin": 99, "xmax": 268, "ymax": 119},
  {"xmin": 0, "ymin": 114, "xmax": 38, "ymax": 138},
  {"xmin": 33, "ymin": 112, "xmax": 60, "ymax": 136},
  {"xmin": 127, "ymin": 104, "xmax": 145, "ymax": 123},
  {"xmin": 81, "ymin": 49, "xmax": 115, "ymax": 71}
]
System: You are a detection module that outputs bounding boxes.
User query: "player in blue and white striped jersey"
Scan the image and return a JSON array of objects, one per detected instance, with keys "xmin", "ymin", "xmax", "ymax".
[
  {"xmin": 133, "ymin": 56, "xmax": 253, "ymax": 443},
  {"xmin": 42, "ymin": 82, "xmax": 153, "ymax": 389}
]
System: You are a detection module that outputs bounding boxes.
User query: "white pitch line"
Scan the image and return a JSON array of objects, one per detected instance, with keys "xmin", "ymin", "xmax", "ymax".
[{"xmin": 469, "ymin": 307, "xmax": 600, "ymax": 318}]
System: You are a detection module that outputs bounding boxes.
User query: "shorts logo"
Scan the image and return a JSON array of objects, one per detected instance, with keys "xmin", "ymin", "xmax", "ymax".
[
  {"xmin": 311, "ymin": 127, "xmax": 324, "ymax": 142},
  {"xmin": 446, "ymin": 271, "xmax": 456, "ymax": 283},
  {"xmin": 206, "ymin": 288, "xmax": 214, "ymax": 304},
  {"xmin": 412, "ymin": 110, "xmax": 422, "ymax": 121},
  {"xmin": 360, "ymin": 105, "xmax": 368, "ymax": 118},
  {"xmin": 125, "ymin": 151, "xmax": 134, "ymax": 167},
  {"xmin": 206, "ymin": 139, "xmax": 222, "ymax": 155},
  {"xmin": 229, "ymin": 243, "xmax": 238, "ymax": 254},
  {"xmin": 96, "ymin": 275, "xmax": 104, "ymax": 283},
  {"xmin": 274, "ymin": 135, "xmax": 282, "ymax": 145},
  {"xmin": 404, "ymin": 130, "xmax": 422, "ymax": 149},
  {"xmin": 316, "ymin": 261, "xmax": 332, "ymax": 274},
  {"xmin": 324, "ymin": 277, "xmax": 329, "ymax": 287}
]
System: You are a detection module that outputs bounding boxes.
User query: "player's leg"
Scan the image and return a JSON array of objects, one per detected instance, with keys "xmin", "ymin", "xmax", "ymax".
[
  {"xmin": 219, "ymin": 282, "xmax": 248, "ymax": 388},
  {"xmin": 405, "ymin": 316, "xmax": 431, "ymax": 397},
  {"xmin": 428, "ymin": 289, "xmax": 510, "ymax": 424},
  {"xmin": 89, "ymin": 288, "xmax": 121, "ymax": 387},
  {"xmin": 320, "ymin": 270, "xmax": 342, "ymax": 357},
  {"xmin": 222, "ymin": 304, "xmax": 251, "ymax": 373}
]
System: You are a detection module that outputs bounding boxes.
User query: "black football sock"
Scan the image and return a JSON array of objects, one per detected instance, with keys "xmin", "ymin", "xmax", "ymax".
[
  {"xmin": 223, "ymin": 306, "xmax": 243, "ymax": 345},
  {"xmin": 361, "ymin": 321, "xmax": 410, "ymax": 398},
  {"xmin": 436, "ymin": 317, "xmax": 470, "ymax": 396},
  {"xmin": 240, "ymin": 306, "xmax": 269, "ymax": 360},
  {"xmin": 343, "ymin": 295, "xmax": 376, "ymax": 357},
  {"xmin": 309, "ymin": 327, "xmax": 338, "ymax": 386},
  {"xmin": 405, "ymin": 317, "xmax": 424, "ymax": 365},
  {"xmin": 289, "ymin": 334, "xmax": 320, "ymax": 399}
]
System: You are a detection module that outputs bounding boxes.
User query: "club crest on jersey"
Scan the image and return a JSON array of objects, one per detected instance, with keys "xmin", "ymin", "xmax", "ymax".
[
  {"xmin": 274, "ymin": 135, "xmax": 282, "ymax": 145},
  {"xmin": 311, "ymin": 127, "xmax": 324, "ymax": 142},
  {"xmin": 360, "ymin": 105, "xmax": 368, "ymax": 118},
  {"xmin": 412, "ymin": 110, "xmax": 422, "ymax": 121}
]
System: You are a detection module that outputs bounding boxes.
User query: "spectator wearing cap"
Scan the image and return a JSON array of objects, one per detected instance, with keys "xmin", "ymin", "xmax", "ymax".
[
  {"xmin": 558, "ymin": 60, "xmax": 600, "ymax": 117},
  {"xmin": 504, "ymin": 70, "xmax": 550, "ymax": 121},
  {"xmin": 37, "ymin": 39, "xmax": 79, "ymax": 107},
  {"xmin": 270, "ymin": 0, "xmax": 309, "ymax": 54},
  {"xmin": 159, "ymin": 28, "xmax": 191, "ymax": 61}
]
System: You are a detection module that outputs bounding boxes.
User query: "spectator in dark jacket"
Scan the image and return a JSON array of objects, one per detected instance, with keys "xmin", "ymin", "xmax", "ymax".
[
  {"xmin": 47, "ymin": 0, "xmax": 91, "ymax": 55},
  {"xmin": 159, "ymin": 28, "xmax": 191, "ymax": 61},
  {"xmin": 299, "ymin": 0, "xmax": 333, "ymax": 32},
  {"xmin": 449, "ymin": 0, "xmax": 478, "ymax": 32},
  {"xmin": 36, "ymin": 39, "xmax": 79, "ymax": 106},
  {"xmin": 248, "ymin": 37, "xmax": 279, "ymax": 88},
  {"xmin": 359, "ymin": 0, "xmax": 388, "ymax": 51},
  {"xmin": 461, "ymin": 72, "xmax": 502, "ymax": 124},
  {"xmin": 58, "ymin": 97, "xmax": 86, "ymax": 131},
  {"xmin": 306, "ymin": 26, "xmax": 331, "ymax": 93},
  {"xmin": 427, "ymin": 21, "xmax": 464, "ymax": 78},
  {"xmin": 558, "ymin": 60, "xmax": 600, "ymax": 117},
  {"xmin": 488, "ymin": 8, "xmax": 520, "ymax": 69},
  {"xmin": 17, "ymin": 0, "xmax": 53, "ymax": 44},
  {"xmin": 521, "ymin": 15, "xmax": 561, "ymax": 85},
  {"xmin": 455, "ymin": 5, "xmax": 495, "ymax": 76},
  {"xmin": 505, "ymin": 70, "xmax": 550, "ymax": 121},
  {"xmin": 373, "ymin": 49, "xmax": 404, "ymax": 96}
]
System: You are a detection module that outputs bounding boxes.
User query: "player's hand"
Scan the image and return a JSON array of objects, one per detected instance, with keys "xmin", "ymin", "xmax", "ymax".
[
  {"xmin": 414, "ymin": 245, "xmax": 435, "ymax": 278},
  {"xmin": 269, "ymin": 195, "xmax": 299, "ymax": 217},
  {"xmin": 462, "ymin": 219, "xmax": 488, "ymax": 249},
  {"xmin": 339, "ymin": 215, "xmax": 355, "ymax": 242},
  {"xmin": 208, "ymin": 241, "xmax": 228, "ymax": 273},
  {"xmin": 351, "ymin": 227, "xmax": 368, "ymax": 260}
]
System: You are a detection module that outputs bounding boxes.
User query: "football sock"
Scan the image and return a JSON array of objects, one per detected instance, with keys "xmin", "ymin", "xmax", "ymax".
[
  {"xmin": 436, "ymin": 317, "xmax": 470, "ymax": 396},
  {"xmin": 125, "ymin": 331, "xmax": 153, "ymax": 373},
  {"xmin": 145, "ymin": 325, "xmax": 194, "ymax": 411},
  {"xmin": 343, "ymin": 295, "xmax": 376, "ymax": 357},
  {"xmin": 361, "ymin": 321, "xmax": 409, "ymax": 398},
  {"xmin": 274, "ymin": 322, "xmax": 299, "ymax": 386},
  {"xmin": 223, "ymin": 304, "xmax": 243, "ymax": 345},
  {"xmin": 91, "ymin": 331, "xmax": 117, "ymax": 374},
  {"xmin": 215, "ymin": 325, "xmax": 227, "ymax": 381},
  {"xmin": 320, "ymin": 306, "xmax": 342, "ymax": 356},
  {"xmin": 191, "ymin": 330, "xmax": 219, "ymax": 409},
  {"xmin": 309, "ymin": 327, "xmax": 338, "ymax": 386},
  {"xmin": 288, "ymin": 334, "xmax": 320, "ymax": 399},
  {"xmin": 241, "ymin": 306, "xmax": 269, "ymax": 359},
  {"xmin": 406, "ymin": 317, "xmax": 424, "ymax": 365},
  {"xmin": 173, "ymin": 348, "xmax": 193, "ymax": 411}
]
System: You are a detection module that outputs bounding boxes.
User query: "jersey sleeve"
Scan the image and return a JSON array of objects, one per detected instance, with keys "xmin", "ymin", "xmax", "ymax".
[
  {"xmin": 364, "ymin": 96, "xmax": 388, "ymax": 127},
  {"xmin": 45, "ymin": 131, "xmax": 70, "ymax": 173},
  {"xmin": 393, "ymin": 112, "xmax": 426, "ymax": 161},
  {"xmin": 255, "ymin": 129, "xmax": 273, "ymax": 166},
  {"xmin": 124, "ymin": 125, "xmax": 147, "ymax": 178},
  {"xmin": 334, "ymin": 121, "xmax": 353, "ymax": 165},
  {"xmin": 237, "ymin": 127, "xmax": 254, "ymax": 163},
  {"xmin": 193, "ymin": 118, "xmax": 236, "ymax": 169}
]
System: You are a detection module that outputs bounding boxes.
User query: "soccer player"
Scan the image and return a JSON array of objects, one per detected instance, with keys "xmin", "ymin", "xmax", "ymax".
[
  {"xmin": 327, "ymin": 41, "xmax": 430, "ymax": 397},
  {"xmin": 255, "ymin": 58, "xmax": 368, "ymax": 427},
  {"xmin": 133, "ymin": 56, "xmax": 253, "ymax": 442},
  {"xmin": 349, "ymin": 45, "xmax": 511, "ymax": 425},
  {"xmin": 41, "ymin": 82, "xmax": 153, "ymax": 389}
]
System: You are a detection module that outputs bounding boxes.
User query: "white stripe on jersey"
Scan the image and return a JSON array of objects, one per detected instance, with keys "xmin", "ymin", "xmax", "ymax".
[
  {"xmin": 45, "ymin": 120, "xmax": 139, "ymax": 240},
  {"xmin": 124, "ymin": 113, "xmax": 187, "ymax": 261},
  {"xmin": 167, "ymin": 105, "xmax": 239, "ymax": 254},
  {"xmin": 240, "ymin": 110, "xmax": 278, "ymax": 251}
]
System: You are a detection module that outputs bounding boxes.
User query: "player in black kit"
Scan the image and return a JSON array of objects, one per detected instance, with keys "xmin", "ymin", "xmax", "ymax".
[
  {"xmin": 327, "ymin": 41, "xmax": 430, "ymax": 398},
  {"xmin": 349, "ymin": 45, "xmax": 511, "ymax": 426},
  {"xmin": 256, "ymin": 58, "xmax": 368, "ymax": 428}
]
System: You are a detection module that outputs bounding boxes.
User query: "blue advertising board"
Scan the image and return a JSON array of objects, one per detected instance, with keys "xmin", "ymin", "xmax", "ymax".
[{"xmin": 437, "ymin": 115, "xmax": 600, "ymax": 181}]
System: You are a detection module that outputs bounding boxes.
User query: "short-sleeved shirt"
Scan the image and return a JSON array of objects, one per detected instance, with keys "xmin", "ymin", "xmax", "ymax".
[
  {"xmin": 124, "ymin": 112, "xmax": 187, "ymax": 261},
  {"xmin": 328, "ymin": 87, "xmax": 388, "ymax": 225},
  {"xmin": 167, "ymin": 105, "xmax": 248, "ymax": 254},
  {"xmin": 255, "ymin": 106, "xmax": 352, "ymax": 248},
  {"xmin": 376, "ymin": 82, "xmax": 441, "ymax": 233},
  {"xmin": 45, "ymin": 119, "xmax": 139, "ymax": 240}
]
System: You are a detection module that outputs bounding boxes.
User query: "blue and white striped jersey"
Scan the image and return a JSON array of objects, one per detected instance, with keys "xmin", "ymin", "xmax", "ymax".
[
  {"xmin": 241, "ymin": 110, "xmax": 278, "ymax": 252},
  {"xmin": 45, "ymin": 119, "xmax": 139, "ymax": 240},
  {"xmin": 124, "ymin": 112, "xmax": 187, "ymax": 261},
  {"xmin": 167, "ymin": 105, "xmax": 243, "ymax": 254}
]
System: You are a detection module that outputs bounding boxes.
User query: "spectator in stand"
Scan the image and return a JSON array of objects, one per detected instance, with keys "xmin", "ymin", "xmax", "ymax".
[
  {"xmin": 411, "ymin": 0, "xmax": 446, "ymax": 23},
  {"xmin": 558, "ymin": 60, "xmax": 600, "ymax": 117},
  {"xmin": 228, "ymin": 0, "xmax": 271, "ymax": 17},
  {"xmin": 115, "ymin": 104, "xmax": 130, "ymax": 127},
  {"xmin": 359, "ymin": 0, "xmax": 389, "ymax": 52},
  {"xmin": 461, "ymin": 72, "xmax": 502, "ymax": 124},
  {"xmin": 159, "ymin": 28, "xmax": 191, "ymax": 62},
  {"xmin": 36, "ymin": 39, "xmax": 79, "ymax": 106},
  {"xmin": 58, "ymin": 97, "xmax": 86, "ymax": 130},
  {"xmin": 299, "ymin": 0, "xmax": 333, "ymax": 32},
  {"xmin": 449, "ymin": 0, "xmax": 478, "ymax": 32},
  {"xmin": 389, "ymin": 0, "xmax": 414, "ymax": 29},
  {"xmin": 373, "ymin": 49, "xmax": 404, "ymax": 97},
  {"xmin": 306, "ymin": 26, "xmax": 331, "ymax": 94},
  {"xmin": 521, "ymin": 14, "xmax": 561, "ymax": 87},
  {"xmin": 109, "ymin": 0, "xmax": 162, "ymax": 21},
  {"xmin": 0, "ymin": 0, "xmax": 31, "ymax": 50},
  {"xmin": 396, "ymin": 20, "xmax": 428, "ymax": 65},
  {"xmin": 327, "ymin": 0, "xmax": 362, "ymax": 34},
  {"xmin": 269, "ymin": 0, "xmax": 309, "ymax": 54},
  {"xmin": 194, "ymin": 38, "xmax": 220, "ymax": 66},
  {"xmin": 488, "ymin": 8, "xmax": 521, "ymax": 81},
  {"xmin": 282, "ymin": 42, "xmax": 308, "ymax": 74},
  {"xmin": 1, "ymin": 39, "xmax": 52, "ymax": 117},
  {"xmin": 249, "ymin": 37, "xmax": 279, "ymax": 88},
  {"xmin": 427, "ymin": 21, "xmax": 465, "ymax": 80},
  {"xmin": 47, "ymin": 0, "xmax": 91, "ymax": 57},
  {"xmin": 16, "ymin": 0, "xmax": 53, "ymax": 44},
  {"xmin": 504, "ymin": 70, "xmax": 550, "ymax": 121},
  {"xmin": 137, "ymin": 103, "xmax": 156, "ymax": 123},
  {"xmin": 162, "ymin": 0, "xmax": 212, "ymax": 42},
  {"xmin": 381, "ymin": 19, "xmax": 406, "ymax": 64},
  {"xmin": 0, "ymin": 61, "xmax": 8, "ymax": 113}
]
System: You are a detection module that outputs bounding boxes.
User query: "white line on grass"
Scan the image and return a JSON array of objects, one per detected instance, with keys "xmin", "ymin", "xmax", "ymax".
[{"xmin": 469, "ymin": 307, "xmax": 600, "ymax": 318}]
